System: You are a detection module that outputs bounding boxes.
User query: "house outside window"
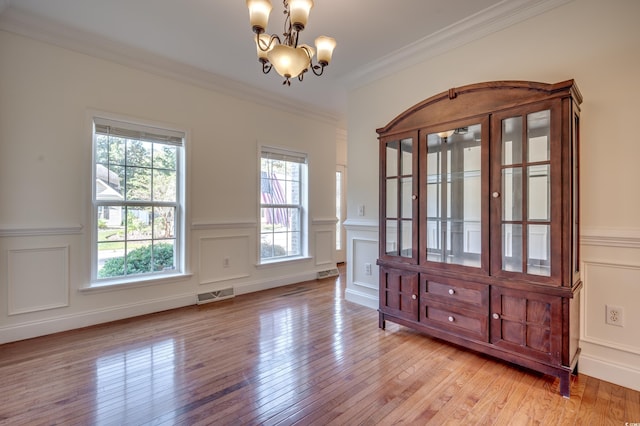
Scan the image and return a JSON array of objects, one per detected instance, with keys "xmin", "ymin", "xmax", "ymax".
[
  {"xmin": 260, "ymin": 147, "xmax": 307, "ymax": 262},
  {"xmin": 92, "ymin": 117, "xmax": 185, "ymax": 284}
]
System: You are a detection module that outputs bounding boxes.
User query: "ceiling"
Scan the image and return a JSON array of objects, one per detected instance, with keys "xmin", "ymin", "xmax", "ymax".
[{"xmin": 0, "ymin": 0, "xmax": 567, "ymax": 122}]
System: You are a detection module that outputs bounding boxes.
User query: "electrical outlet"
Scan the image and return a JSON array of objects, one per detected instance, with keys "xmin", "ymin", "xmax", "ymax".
[
  {"xmin": 358, "ymin": 204, "xmax": 365, "ymax": 216},
  {"xmin": 223, "ymin": 257, "xmax": 230, "ymax": 268},
  {"xmin": 365, "ymin": 263, "xmax": 372, "ymax": 275},
  {"xmin": 605, "ymin": 305, "xmax": 624, "ymax": 327}
]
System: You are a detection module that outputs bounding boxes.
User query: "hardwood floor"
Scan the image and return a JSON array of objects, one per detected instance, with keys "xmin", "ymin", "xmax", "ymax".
[{"xmin": 1, "ymin": 267, "xmax": 638, "ymax": 425}]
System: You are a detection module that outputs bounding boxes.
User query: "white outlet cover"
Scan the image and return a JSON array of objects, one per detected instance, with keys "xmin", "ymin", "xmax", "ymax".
[{"xmin": 605, "ymin": 304, "xmax": 624, "ymax": 327}]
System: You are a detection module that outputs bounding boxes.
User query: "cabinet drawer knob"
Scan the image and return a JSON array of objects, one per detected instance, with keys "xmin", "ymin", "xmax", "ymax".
[
  {"xmin": 492, "ymin": 191, "xmax": 500, "ymax": 198},
  {"xmin": 448, "ymin": 289, "xmax": 455, "ymax": 295},
  {"xmin": 448, "ymin": 316, "xmax": 455, "ymax": 322},
  {"xmin": 412, "ymin": 294, "xmax": 417, "ymax": 300},
  {"xmin": 492, "ymin": 313, "xmax": 500, "ymax": 320}
]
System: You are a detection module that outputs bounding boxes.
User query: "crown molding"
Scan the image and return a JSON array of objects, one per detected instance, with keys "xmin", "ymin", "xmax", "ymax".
[
  {"xmin": 341, "ymin": 0, "xmax": 574, "ymax": 88},
  {"xmin": 0, "ymin": 7, "xmax": 342, "ymax": 126}
]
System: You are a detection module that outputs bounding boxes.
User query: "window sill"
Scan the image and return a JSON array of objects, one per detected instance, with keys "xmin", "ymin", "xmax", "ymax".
[
  {"xmin": 256, "ymin": 256, "xmax": 312, "ymax": 269},
  {"xmin": 79, "ymin": 272, "xmax": 193, "ymax": 294}
]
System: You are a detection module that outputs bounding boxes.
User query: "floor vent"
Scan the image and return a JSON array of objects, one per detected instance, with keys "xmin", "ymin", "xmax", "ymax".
[
  {"xmin": 317, "ymin": 268, "xmax": 339, "ymax": 279},
  {"xmin": 197, "ymin": 288, "xmax": 234, "ymax": 305}
]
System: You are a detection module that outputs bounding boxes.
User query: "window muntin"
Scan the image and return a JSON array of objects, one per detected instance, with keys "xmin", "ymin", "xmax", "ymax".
[
  {"xmin": 260, "ymin": 148, "xmax": 307, "ymax": 261},
  {"xmin": 93, "ymin": 118, "xmax": 184, "ymax": 283}
]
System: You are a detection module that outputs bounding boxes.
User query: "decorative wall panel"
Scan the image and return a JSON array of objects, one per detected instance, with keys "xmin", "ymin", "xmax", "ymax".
[
  {"xmin": 199, "ymin": 235, "xmax": 250, "ymax": 284},
  {"xmin": 314, "ymin": 230, "xmax": 333, "ymax": 266},
  {"xmin": 8, "ymin": 246, "xmax": 69, "ymax": 315}
]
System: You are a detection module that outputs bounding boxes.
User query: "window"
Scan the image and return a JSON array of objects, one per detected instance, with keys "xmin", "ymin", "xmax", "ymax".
[
  {"xmin": 92, "ymin": 117, "xmax": 185, "ymax": 283},
  {"xmin": 260, "ymin": 148, "xmax": 307, "ymax": 262}
]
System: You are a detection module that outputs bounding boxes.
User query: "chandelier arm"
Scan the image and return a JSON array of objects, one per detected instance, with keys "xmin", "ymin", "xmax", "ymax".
[
  {"xmin": 258, "ymin": 34, "xmax": 281, "ymax": 52},
  {"xmin": 261, "ymin": 62, "xmax": 272, "ymax": 74},
  {"xmin": 310, "ymin": 62, "xmax": 326, "ymax": 76}
]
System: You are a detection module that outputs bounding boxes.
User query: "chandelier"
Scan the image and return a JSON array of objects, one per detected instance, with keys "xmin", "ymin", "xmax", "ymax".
[{"xmin": 246, "ymin": 0, "xmax": 337, "ymax": 86}]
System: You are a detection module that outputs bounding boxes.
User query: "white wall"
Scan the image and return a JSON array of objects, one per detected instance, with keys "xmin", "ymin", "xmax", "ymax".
[
  {"xmin": 0, "ymin": 29, "xmax": 339, "ymax": 343},
  {"xmin": 345, "ymin": 0, "xmax": 640, "ymax": 391}
]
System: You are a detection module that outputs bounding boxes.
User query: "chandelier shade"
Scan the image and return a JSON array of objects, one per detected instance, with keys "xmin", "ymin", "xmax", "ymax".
[
  {"xmin": 267, "ymin": 45, "xmax": 311, "ymax": 79},
  {"xmin": 246, "ymin": 0, "xmax": 273, "ymax": 33},
  {"xmin": 246, "ymin": 0, "xmax": 336, "ymax": 85},
  {"xmin": 254, "ymin": 34, "xmax": 273, "ymax": 62},
  {"xmin": 314, "ymin": 36, "xmax": 336, "ymax": 65},
  {"xmin": 288, "ymin": 0, "xmax": 313, "ymax": 31}
]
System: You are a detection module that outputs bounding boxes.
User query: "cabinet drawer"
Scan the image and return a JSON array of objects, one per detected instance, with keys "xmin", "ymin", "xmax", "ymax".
[
  {"xmin": 420, "ymin": 302, "xmax": 489, "ymax": 341},
  {"xmin": 421, "ymin": 276, "xmax": 488, "ymax": 311}
]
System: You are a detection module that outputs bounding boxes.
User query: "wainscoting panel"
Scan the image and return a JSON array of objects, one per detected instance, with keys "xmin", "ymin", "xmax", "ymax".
[
  {"xmin": 352, "ymin": 237, "xmax": 378, "ymax": 291},
  {"xmin": 314, "ymin": 230, "xmax": 333, "ymax": 266},
  {"xmin": 579, "ymin": 228, "xmax": 640, "ymax": 391},
  {"xmin": 582, "ymin": 260, "xmax": 640, "ymax": 355},
  {"xmin": 199, "ymin": 235, "xmax": 251, "ymax": 285},
  {"xmin": 8, "ymin": 246, "xmax": 69, "ymax": 315}
]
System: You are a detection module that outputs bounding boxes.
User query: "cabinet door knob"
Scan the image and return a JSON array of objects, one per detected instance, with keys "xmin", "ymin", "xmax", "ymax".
[
  {"xmin": 412, "ymin": 294, "xmax": 417, "ymax": 300},
  {"xmin": 412, "ymin": 194, "xmax": 418, "ymax": 200},
  {"xmin": 448, "ymin": 289, "xmax": 455, "ymax": 295},
  {"xmin": 492, "ymin": 191, "xmax": 500, "ymax": 198},
  {"xmin": 448, "ymin": 316, "xmax": 455, "ymax": 322},
  {"xmin": 492, "ymin": 313, "xmax": 500, "ymax": 320}
]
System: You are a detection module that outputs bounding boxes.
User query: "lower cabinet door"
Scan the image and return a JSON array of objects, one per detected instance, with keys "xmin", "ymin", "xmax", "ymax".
[
  {"xmin": 379, "ymin": 267, "xmax": 419, "ymax": 321},
  {"xmin": 490, "ymin": 286, "xmax": 563, "ymax": 364}
]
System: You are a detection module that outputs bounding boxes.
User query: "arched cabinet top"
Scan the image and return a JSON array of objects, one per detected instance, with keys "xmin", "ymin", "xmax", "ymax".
[{"xmin": 376, "ymin": 80, "xmax": 582, "ymax": 136}]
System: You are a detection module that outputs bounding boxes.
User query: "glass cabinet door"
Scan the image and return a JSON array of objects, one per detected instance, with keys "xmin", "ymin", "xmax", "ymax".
[
  {"xmin": 382, "ymin": 134, "xmax": 417, "ymax": 262},
  {"xmin": 494, "ymin": 106, "xmax": 556, "ymax": 279},
  {"xmin": 422, "ymin": 122, "xmax": 485, "ymax": 269}
]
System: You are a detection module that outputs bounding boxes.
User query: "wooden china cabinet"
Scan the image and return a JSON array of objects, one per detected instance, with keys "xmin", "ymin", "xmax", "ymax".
[{"xmin": 377, "ymin": 80, "xmax": 582, "ymax": 397}]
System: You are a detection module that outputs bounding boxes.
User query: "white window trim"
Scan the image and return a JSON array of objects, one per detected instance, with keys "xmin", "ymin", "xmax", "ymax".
[
  {"xmin": 257, "ymin": 144, "xmax": 309, "ymax": 265},
  {"xmin": 88, "ymin": 112, "xmax": 189, "ymax": 287}
]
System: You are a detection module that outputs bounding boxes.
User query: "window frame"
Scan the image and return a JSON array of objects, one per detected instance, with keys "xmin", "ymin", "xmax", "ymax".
[
  {"xmin": 90, "ymin": 115, "xmax": 187, "ymax": 286},
  {"xmin": 258, "ymin": 145, "xmax": 309, "ymax": 264}
]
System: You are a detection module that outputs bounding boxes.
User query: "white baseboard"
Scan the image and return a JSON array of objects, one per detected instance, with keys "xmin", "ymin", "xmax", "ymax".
[
  {"xmin": 0, "ymin": 293, "xmax": 195, "ymax": 345},
  {"xmin": 579, "ymin": 353, "xmax": 640, "ymax": 392},
  {"xmin": 234, "ymin": 271, "xmax": 318, "ymax": 295},
  {"xmin": 345, "ymin": 288, "xmax": 378, "ymax": 310}
]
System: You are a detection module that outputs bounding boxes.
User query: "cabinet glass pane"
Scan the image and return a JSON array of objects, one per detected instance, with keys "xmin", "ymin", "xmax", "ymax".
[
  {"xmin": 528, "ymin": 165, "xmax": 550, "ymax": 221},
  {"xmin": 426, "ymin": 219, "xmax": 440, "ymax": 259},
  {"xmin": 425, "ymin": 123, "xmax": 482, "ymax": 267},
  {"xmin": 401, "ymin": 177, "xmax": 413, "ymax": 219},
  {"xmin": 401, "ymin": 220, "xmax": 412, "ymax": 258},
  {"xmin": 386, "ymin": 220, "xmax": 398, "ymax": 256},
  {"xmin": 528, "ymin": 224, "xmax": 550, "ymax": 276},
  {"xmin": 386, "ymin": 178, "xmax": 398, "ymax": 218},
  {"xmin": 386, "ymin": 141, "xmax": 398, "ymax": 177},
  {"xmin": 502, "ymin": 116, "xmax": 523, "ymax": 165},
  {"xmin": 527, "ymin": 110, "xmax": 550, "ymax": 163},
  {"xmin": 401, "ymin": 138, "xmax": 413, "ymax": 175},
  {"xmin": 502, "ymin": 167, "xmax": 522, "ymax": 221},
  {"xmin": 503, "ymin": 224, "xmax": 523, "ymax": 272}
]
